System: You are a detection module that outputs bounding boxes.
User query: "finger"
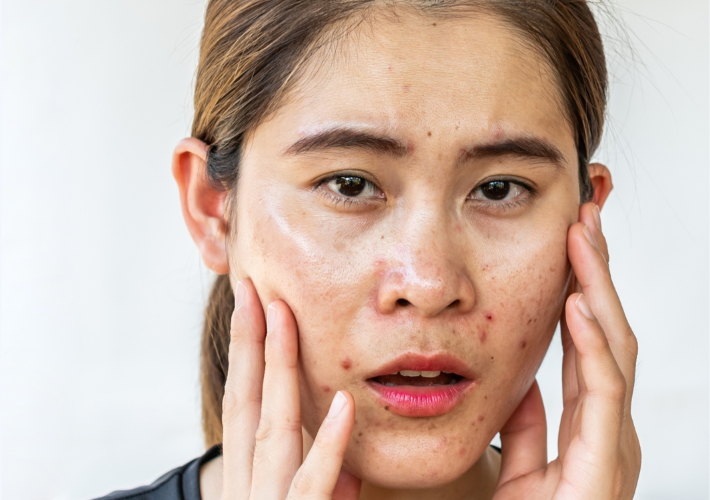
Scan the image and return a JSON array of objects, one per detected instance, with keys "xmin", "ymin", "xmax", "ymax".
[
  {"xmin": 250, "ymin": 300, "xmax": 303, "ymax": 499},
  {"xmin": 565, "ymin": 293, "xmax": 625, "ymax": 465},
  {"xmin": 497, "ymin": 380, "xmax": 547, "ymax": 486},
  {"xmin": 222, "ymin": 279, "xmax": 266, "ymax": 499},
  {"xmin": 558, "ymin": 309, "xmax": 578, "ymax": 458},
  {"xmin": 288, "ymin": 392, "xmax": 360, "ymax": 500},
  {"xmin": 579, "ymin": 202, "xmax": 609, "ymax": 262},
  {"xmin": 567, "ymin": 219, "xmax": 638, "ymax": 404},
  {"xmin": 332, "ymin": 469, "xmax": 363, "ymax": 500}
]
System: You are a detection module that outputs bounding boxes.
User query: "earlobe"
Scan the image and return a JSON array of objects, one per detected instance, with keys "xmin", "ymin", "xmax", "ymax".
[
  {"xmin": 587, "ymin": 163, "xmax": 613, "ymax": 209},
  {"xmin": 172, "ymin": 138, "xmax": 230, "ymax": 274}
]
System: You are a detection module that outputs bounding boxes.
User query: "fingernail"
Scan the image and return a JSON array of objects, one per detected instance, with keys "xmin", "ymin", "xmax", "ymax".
[
  {"xmin": 326, "ymin": 391, "xmax": 347, "ymax": 420},
  {"xmin": 575, "ymin": 294, "xmax": 595, "ymax": 320},
  {"xmin": 234, "ymin": 280, "xmax": 246, "ymax": 311},
  {"xmin": 267, "ymin": 304, "xmax": 278, "ymax": 334},
  {"xmin": 592, "ymin": 205, "xmax": 602, "ymax": 231},
  {"xmin": 582, "ymin": 224, "xmax": 599, "ymax": 250}
]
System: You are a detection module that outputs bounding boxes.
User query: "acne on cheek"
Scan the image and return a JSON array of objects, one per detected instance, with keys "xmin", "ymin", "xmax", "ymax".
[{"xmin": 341, "ymin": 357, "xmax": 352, "ymax": 370}]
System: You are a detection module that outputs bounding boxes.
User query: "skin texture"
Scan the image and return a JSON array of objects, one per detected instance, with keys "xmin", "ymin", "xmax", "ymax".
[{"xmin": 173, "ymin": 10, "xmax": 639, "ymax": 500}]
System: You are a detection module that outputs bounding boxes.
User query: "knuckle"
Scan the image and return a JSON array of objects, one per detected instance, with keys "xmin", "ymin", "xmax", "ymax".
[
  {"xmin": 607, "ymin": 374, "xmax": 627, "ymax": 402},
  {"xmin": 289, "ymin": 468, "xmax": 317, "ymax": 498},
  {"xmin": 254, "ymin": 414, "xmax": 302, "ymax": 443}
]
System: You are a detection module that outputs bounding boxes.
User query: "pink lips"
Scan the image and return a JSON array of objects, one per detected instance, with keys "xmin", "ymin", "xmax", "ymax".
[{"xmin": 366, "ymin": 353, "xmax": 476, "ymax": 418}]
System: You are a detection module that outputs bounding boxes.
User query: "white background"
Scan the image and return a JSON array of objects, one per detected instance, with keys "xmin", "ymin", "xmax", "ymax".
[{"xmin": 0, "ymin": 1, "xmax": 707, "ymax": 499}]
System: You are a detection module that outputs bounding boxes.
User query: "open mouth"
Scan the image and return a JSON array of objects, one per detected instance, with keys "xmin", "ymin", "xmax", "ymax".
[{"xmin": 370, "ymin": 370, "xmax": 464, "ymax": 387}]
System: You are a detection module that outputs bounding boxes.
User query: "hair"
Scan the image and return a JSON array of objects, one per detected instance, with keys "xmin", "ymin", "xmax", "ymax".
[{"xmin": 192, "ymin": 0, "xmax": 608, "ymax": 447}]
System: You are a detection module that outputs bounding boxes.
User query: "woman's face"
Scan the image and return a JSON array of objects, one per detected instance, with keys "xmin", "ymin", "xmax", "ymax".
[{"xmin": 231, "ymin": 12, "xmax": 579, "ymax": 488}]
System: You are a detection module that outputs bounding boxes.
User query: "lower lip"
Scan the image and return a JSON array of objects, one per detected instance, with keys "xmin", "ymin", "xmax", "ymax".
[{"xmin": 366, "ymin": 379, "xmax": 474, "ymax": 417}]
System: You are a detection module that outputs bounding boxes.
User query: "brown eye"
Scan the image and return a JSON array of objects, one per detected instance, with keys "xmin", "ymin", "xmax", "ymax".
[
  {"xmin": 481, "ymin": 181, "xmax": 510, "ymax": 200},
  {"xmin": 469, "ymin": 180, "xmax": 527, "ymax": 203},
  {"xmin": 326, "ymin": 176, "xmax": 378, "ymax": 198}
]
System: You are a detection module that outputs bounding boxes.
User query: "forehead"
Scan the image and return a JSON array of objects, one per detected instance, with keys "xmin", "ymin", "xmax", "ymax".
[{"xmin": 265, "ymin": 9, "xmax": 574, "ymax": 154}]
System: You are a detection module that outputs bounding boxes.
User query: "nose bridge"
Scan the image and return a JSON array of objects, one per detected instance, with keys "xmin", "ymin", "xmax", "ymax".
[{"xmin": 377, "ymin": 200, "xmax": 475, "ymax": 316}]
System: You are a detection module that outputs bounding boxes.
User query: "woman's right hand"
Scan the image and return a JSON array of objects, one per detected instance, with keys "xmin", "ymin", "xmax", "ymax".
[{"xmin": 220, "ymin": 279, "xmax": 361, "ymax": 500}]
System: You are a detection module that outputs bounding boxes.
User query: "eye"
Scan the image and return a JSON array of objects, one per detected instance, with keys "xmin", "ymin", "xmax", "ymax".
[
  {"xmin": 469, "ymin": 180, "xmax": 526, "ymax": 202},
  {"xmin": 325, "ymin": 176, "xmax": 379, "ymax": 198}
]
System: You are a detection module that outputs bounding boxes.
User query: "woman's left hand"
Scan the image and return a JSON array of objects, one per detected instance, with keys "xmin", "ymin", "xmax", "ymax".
[{"xmin": 493, "ymin": 202, "xmax": 641, "ymax": 499}]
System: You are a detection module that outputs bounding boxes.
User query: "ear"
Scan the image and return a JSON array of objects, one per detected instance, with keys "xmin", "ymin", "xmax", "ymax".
[
  {"xmin": 172, "ymin": 138, "xmax": 230, "ymax": 274},
  {"xmin": 587, "ymin": 162, "xmax": 613, "ymax": 209}
]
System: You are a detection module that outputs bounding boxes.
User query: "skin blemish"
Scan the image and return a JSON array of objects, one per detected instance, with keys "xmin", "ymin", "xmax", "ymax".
[
  {"xmin": 322, "ymin": 385, "xmax": 331, "ymax": 393},
  {"xmin": 459, "ymin": 446, "xmax": 466, "ymax": 456},
  {"xmin": 527, "ymin": 318, "xmax": 532, "ymax": 325},
  {"xmin": 477, "ymin": 328, "xmax": 487, "ymax": 343},
  {"xmin": 427, "ymin": 131, "xmax": 432, "ymax": 137},
  {"xmin": 341, "ymin": 358, "xmax": 352, "ymax": 370},
  {"xmin": 520, "ymin": 340, "xmax": 527, "ymax": 349},
  {"xmin": 358, "ymin": 432, "xmax": 363, "ymax": 437},
  {"xmin": 403, "ymin": 84, "xmax": 411, "ymax": 91},
  {"xmin": 485, "ymin": 312, "xmax": 493, "ymax": 321},
  {"xmin": 478, "ymin": 415, "xmax": 485, "ymax": 422},
  {"xmin": 432, "ymin": 22, "xmax": 437, "ymax": 26},
  {"xmin": 384, "ymin": 406, "xmax": 390, "ymax": 411}
]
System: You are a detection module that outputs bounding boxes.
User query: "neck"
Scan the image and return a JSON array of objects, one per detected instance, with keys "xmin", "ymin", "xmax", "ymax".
[{"xmin": 199, "ymin": 430, "xmax": 501, "ymax": 500}]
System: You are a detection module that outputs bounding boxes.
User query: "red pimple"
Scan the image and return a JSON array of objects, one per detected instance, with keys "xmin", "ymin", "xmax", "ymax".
[
  {"xmin": 478, "ymin": 328, "xmax": 487, "ymax": 343},
  {"xmin": 341, "ymin": 358, "xmax": 352, "ymax": 370},
  {"xmin": 478, "ymin": 415, "xmax": 485, "ymax": 422},
  {"xmin": 520, "ymin": 340, "xmax": 527, "ymax": 349},
  {"xmin": 459, "ymin": 446, "xmax": 466, "ymax": 456},
  {"xmin": 485, "ymin": 312, "xmax": 493, "ymax": 321},
  {"xmin": 322, "ymin": 385, "xmax": 331, "ymax": 393}
]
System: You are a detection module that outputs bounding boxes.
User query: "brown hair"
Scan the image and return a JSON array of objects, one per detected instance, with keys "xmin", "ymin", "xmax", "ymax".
[{"xmin": 192, "ymin": 0, "xmax": 608, "ymax": 447}]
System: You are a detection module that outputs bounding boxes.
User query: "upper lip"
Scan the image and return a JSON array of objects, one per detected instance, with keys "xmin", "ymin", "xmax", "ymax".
[{"xmin": 365, "ymin": 352, "xmax": 476, "ymax": 381}]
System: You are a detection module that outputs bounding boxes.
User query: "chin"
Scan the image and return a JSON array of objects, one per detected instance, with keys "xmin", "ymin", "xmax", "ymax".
[{"xmin": 343, "ymin": 427, "xmax": 490, "ymax": 489}]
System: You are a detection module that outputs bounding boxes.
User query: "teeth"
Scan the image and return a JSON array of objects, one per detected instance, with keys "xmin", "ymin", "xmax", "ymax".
[{"xmin": 397, "ymin": 370, "xmax": 442, "ymax": 378}]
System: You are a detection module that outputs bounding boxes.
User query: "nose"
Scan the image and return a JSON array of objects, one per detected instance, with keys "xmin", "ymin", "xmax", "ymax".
[{"xmin": 376, "ymin": 213, "xmax": 476, "ymax": 317}]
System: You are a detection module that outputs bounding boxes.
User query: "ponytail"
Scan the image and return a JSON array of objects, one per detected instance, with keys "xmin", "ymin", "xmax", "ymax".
[{"xmin": 200, "ymin": 274, "xmax": 233, "ymax": 447}]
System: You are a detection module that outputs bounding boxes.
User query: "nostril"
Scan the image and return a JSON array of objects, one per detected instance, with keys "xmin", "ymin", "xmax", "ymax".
[
  {"xmin": 396, "ymin": 298, "xmax": 410, "ymax": 307},
  {"xmin": 448, "ymin": 299, "xmax": 460, "ymax": 309}
]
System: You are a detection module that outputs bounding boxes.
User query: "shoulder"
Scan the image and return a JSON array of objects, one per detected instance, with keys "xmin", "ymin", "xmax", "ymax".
[{"xmin": 93, "ymin": 445, "xmax": 222, "ymax": 500}]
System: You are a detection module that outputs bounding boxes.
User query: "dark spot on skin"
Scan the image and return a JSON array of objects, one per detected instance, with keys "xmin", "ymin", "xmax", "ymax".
[
  {"xmin": 358, "ymin": 432, "xmax": 363, "ymax": 437},
  {"xmin": 341, "ymin": 358, "xmax": 352, "ymax": 370},
  {"xmin": 485, "ymin": 313, "xmax": 493, "ymax": 321},
  {"xmin": 478, "ymin": 415, "xmax": 485, "ymax": 422},
  {"xmin": 322, "ymin": 385, "xmax": 331, "ymax": 393},
  {"xmin": 520, "ymin": 340, "xmax": 527, "ymax": 349},
  {"xmin": 432, "ymin": 22, "xmax": 437, "ymax": 26},
  {"xmin": 484, "ymin": 395, "xmax": 488, "ymax": 400},
  {"xmin": 427, "ymin": 131, "xmax": 432, "ymax": 137},
  {"xmin": 490, "ymin": 356, "xmax": 494, "ymax": 360},
  {"xmin": 384, "ymin": 406, "xmax": 390, "ymax": 411},
  {"xmin": 527, "ymin": 318, "xmax": 532, "ymax": 325},
  {"xmin": 356, "ymin": 440, "xmax": 360, "ymax": 444}
]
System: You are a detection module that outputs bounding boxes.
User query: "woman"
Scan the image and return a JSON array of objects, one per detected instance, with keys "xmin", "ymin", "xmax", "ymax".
[{"xmin": 100, "ymin": 0, "xmax": 641, "ymax": 499}]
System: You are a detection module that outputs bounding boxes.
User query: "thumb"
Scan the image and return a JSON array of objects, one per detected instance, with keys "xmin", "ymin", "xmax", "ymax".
[
  {"xmin": 332, "ymin": 469, "xmax": 362, "ymax": 500},
  {"xmin": 497, "ymin": 380, "xmax": 547, "ymax": 486}
]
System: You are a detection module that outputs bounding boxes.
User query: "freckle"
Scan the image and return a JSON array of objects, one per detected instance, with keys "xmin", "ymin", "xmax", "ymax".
[
  {"xmin": 520, "ymin": 340, "xmax": 527, "ymax": 349},
  {"xmin": 358, "ymin": 432, "xmax": 363, "ymax": 437},
  {"xmin": 455, "ymin": 125, "xmax": 459, "ymax": 130},
  {"xmin": 432, "ymin": 22, "xmax": 437, "ymax": 26},
  {"xmin": 484, "ymin": 395, "xmax": 488, "ymax": 400},
  {"xmin": 341, "ymin": 358, "xmax": 352, "ymax": 370},
  {"xmin": 322, "ymin": 385, "xmax": 331, "ymax": 393},
  {"xmin": 384, "ymin": 406, "xmax": 390, "ymax": 411},
  {"xmin": 527, "ymin": 318, "xmax": 532, "ymax": 325},
  {"xmin": 490, "ymin": 356, "xmax": 494, "ymax": 360},
  {"xmin": 478, "ymin": 415, "xmax": 485, "ymax": 422},
  {"xmin": 427, "ymin": 131, "xmax": 432, "ymax": 137}
]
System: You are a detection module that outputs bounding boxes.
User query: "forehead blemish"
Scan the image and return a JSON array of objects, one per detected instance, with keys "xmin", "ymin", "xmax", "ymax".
[{"xmin": 341, "ymin": 357, "xmax": 352, "ymax": 370}]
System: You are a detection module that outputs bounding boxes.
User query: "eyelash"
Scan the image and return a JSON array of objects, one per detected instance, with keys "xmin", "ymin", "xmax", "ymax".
[{"xmin": 313, "ymin": 174, "xmax": 383, "ymax": 209}]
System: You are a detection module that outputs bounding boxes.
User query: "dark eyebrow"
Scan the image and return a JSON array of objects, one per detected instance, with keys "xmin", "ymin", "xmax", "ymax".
[
  {"xmin": 285, "ymin": 128, "xmax": 409, "ymax": 157},
  {"xmin": 460, "ymin": 137, "xmax": 566, "ymax": 168}
]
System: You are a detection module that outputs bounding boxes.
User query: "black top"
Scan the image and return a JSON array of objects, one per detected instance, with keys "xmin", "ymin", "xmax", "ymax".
[
  {"xmin": 94, "ymin": 445, "xmax": 222, "ymax": 500},
  {"xmin": 94, "ymin": 444, "xmax": 501, "ymax": 500}
]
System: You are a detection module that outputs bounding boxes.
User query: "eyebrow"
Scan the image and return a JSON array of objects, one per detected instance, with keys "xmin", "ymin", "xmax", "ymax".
[
  {"xmin": 284, "ymin": 127, "xmax": 565, "ymax": 167},
  {"xmin": 460, "ymin": 137, "xmax": 566, "ymax": 168},
  {"xmin": 285, "ymin": 128, "xmax": 409, "ymax": 157}
]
